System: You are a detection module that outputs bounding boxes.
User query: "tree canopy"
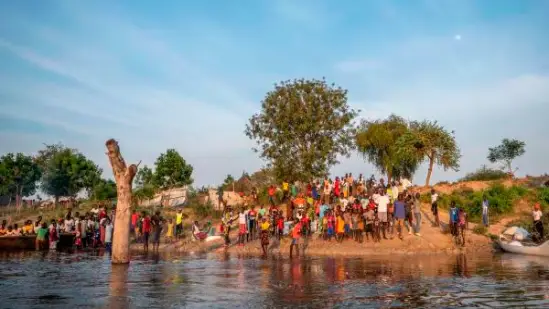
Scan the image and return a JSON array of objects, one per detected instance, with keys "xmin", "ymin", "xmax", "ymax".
[
  {"xmin": 487, "ymin": 138, "xmax": 526, "ymax": 176},
  {"xmin": 0, "ymin": 153, "xmax": 42, "ymax": 200},
  {"xmin": 93, "ymin": 179, "xmax": 117, "ymax": 200},
  {"xmin": 134, "ymin": 165, "xmax": 154, "ymax": 188},
  {"xmin": 153, "ymin": 149, "xmax": 193, "ymax": 188},
  {"xmin": 245, "ymin": 78, "xmax": 358, "ymax": 182},
  {"xmin": 356, "ymin": 114, "xmax": 419, "ymax": 182},
  {"xmin": 39, "ymin": 145, "xmax": 102, "ymax": 200},
  {"xmin": 396, "ymin": 120, "xmax": 460, "ymax": 186}
]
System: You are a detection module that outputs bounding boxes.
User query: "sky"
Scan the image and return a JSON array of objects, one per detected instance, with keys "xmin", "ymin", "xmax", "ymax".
[{"xmin": 1, "ymin": 0, "xmax": 548, "ymax": 188}]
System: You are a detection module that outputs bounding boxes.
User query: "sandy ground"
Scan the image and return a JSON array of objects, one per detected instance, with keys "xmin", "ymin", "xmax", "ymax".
[
  {"xmin": 226, "ymin": 206, "xmax": 493, "ymax": 257},
  {"xmin": 138, "ymin": 203, "xmax": 494, "ymax": 257}
]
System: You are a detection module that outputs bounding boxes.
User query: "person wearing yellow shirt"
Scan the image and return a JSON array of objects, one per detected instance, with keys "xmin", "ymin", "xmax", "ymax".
[
  {"xmin": 165, "ymin": 219, "xmax": 175, "ymax": 243},
  {"xmin": 336, "ymin": 213, "xmax": 345, "ymax": 242},
  {"xmin": 22, "ymin": 220, "xmax": 34, "ymax": 235},
  {"xmin": 282, "ymin": 180, "xmax": 289, "ymax": 201},
  {"xmin": 260, "ymin": 217, "xmax": 270, "ymax": 256},
  {"xmin": 0, "ymin": 220, "xmax": 7, "ymax": 236},
  {"xmin": 175, "ymin": 209, "xmax": 183, "ymax": 239}
]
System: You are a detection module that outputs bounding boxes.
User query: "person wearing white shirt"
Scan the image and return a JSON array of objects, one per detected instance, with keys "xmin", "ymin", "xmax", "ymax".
[
  {"xmin": 482, "ymin": 197, "xmax": 489, "ymax": 227},
  {"xmin": 533, "ymin": 203, "xmax": 544, "ymax": 240},
  {"xmin": 376, "ymin": 190, "xmax": 390, "ymax": 239},
  {"xmin": 400, "ymin": 178, "xmax": 412, "ymax": 190},
  {"xmin": 431, "ymin": 189, "xmax": 440, "ymax": 227},
  {"xmin": 340, "ymin": 197, "xmax": 349, "ymax": 212}
]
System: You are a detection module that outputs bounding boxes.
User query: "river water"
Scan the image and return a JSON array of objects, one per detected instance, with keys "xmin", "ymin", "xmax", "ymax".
[{"xmin": 1, "ymin": 250, "xmax": 549, "ymax": 308}]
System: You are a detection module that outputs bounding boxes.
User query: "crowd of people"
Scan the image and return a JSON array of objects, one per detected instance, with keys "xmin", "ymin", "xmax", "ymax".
[
  {"xmin": 3, "ymin": 172, "xmax": 547, "ymax": 255},
  {"xmin": 218, "ymin": 174, "xmax": 470, "ymax": 256},
  {"xmin": 0, "ymin": 209, "xmax": 114, "ymax": 251}
]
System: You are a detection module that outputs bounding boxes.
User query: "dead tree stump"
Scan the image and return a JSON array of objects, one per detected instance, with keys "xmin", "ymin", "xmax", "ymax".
[{"xmin": 105, "ymin": 139, "xmax": 137, "ymax": 264}]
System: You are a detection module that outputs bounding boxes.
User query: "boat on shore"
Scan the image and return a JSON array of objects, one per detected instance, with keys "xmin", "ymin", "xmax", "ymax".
[
  {"xmin": 0, "ymin": 233, "xmax": 76, "ymax": 251},
  {"xmin": 498, "ymin": 237, "xmax": 549, "ymax": 257}
]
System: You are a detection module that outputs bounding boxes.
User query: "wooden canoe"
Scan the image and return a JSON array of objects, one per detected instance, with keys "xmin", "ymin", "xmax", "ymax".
[{"xmin": 0, "ymin": 233, "xmax": 76, "ymax": 251}]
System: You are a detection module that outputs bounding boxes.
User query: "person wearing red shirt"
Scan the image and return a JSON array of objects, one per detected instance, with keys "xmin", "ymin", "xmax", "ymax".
[
  {"xmin": 277, "ymin": 215, "xmax": 284, "ymax": 240},
  {"xmin": 247, "ymin": 207, "xmax": 257, "ymax": 241},
  {"xmin": 99, "ymin": 208, "xmax": 107, "ymax": 220},
  {"xmin": 334, "ymin": 177, "xmax": 341, "ymax": 198},
  {"xmin": 131, "ymin": 211, "xmax": 139, "ymax": 239},
  {"xmin": 268, "ymin": 185, "xmax": 276, "ymax": 207},
  {"xmin": 306, "ymin": 183, "xmax": 312, "ymax": 197},
  {"xmin": 141, "ymin": 212, "xmax": 151, "ymax": 252}
]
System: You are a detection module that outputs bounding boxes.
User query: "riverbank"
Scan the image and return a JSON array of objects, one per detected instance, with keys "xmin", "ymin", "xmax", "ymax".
[{"xmin": 130, "ymin": 205, "xmax": 495, "ymax": 257}]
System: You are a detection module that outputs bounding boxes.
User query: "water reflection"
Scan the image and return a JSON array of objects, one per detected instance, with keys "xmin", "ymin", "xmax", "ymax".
[
  {"xmin": 1, "ymin": 251, "xmax": 549, "ymax": 308},
  {"xmin": 109, "ymin": 264, "xmax": 130, "ymax": 309}
]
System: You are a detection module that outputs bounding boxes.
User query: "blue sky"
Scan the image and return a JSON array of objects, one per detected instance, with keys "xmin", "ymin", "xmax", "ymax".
[{"xmin": 1, "ymin": 0, "xmax": 548, "ymax": 187}]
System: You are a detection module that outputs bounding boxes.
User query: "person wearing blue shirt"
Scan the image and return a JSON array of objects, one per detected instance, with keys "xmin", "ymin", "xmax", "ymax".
[
  {"xmin": 393, "ymin": 194, "xmax": 406, "ymax": 240},
  {"xmin": 449, "ymin": 201, "xmax": 459, "ymax": 237}
]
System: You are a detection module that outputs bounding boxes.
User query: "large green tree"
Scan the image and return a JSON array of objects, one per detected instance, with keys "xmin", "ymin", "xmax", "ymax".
[
  {"xmin": 397, "ymin": 120, "xmax": 461, "ymax": 186},
  {"xmin": 153, "ymin": 149, "xmax": 193, "ymax": 188},
  {"xmin": 245, "ymin": 78, "xmax": 358, "ymax": 182},
  {"xmin": 134, "ymin": 165, "xmax": 154, "ymax": 188},
  {"xmin": 93, "ymin": 179, "xmax": 117, "ymax": 200},
  {"xmin": 356, "ymin": 114, "xmax": 419, "ymax": 183},
  {"xmin": 487, "ymin": 138, "xmax": 526, "ymax": 176},
  {"xmin": 0, "ymin": 153, "xmax": 42, "ymax": 205},
  {"xmin": 39, "ymin": 145, "xmax": 102, "ymax": 201}
]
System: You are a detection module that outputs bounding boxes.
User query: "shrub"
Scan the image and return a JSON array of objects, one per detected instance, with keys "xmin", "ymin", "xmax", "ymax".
[
  {"xmin": 473, "ymin": 225, "xmax": 487, "ymax": 235},
  {"xmin": 536, "ymin": 187, "xmax": 549, "ymax": 206},
  {"xmin": 436, "ymin": 183, "xmax": 528, "ymax": 221},
  {"xmin": 460, "ymin": 165, "xmax": 508, "ymax": 182},
  {"xmin": 190, "ymin": 200, "xmax": 216, "ymax": 218}
]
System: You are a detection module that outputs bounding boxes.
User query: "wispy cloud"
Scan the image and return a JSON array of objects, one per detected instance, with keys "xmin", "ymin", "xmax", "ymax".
[{"xmin": 1, "ymin": 0, "xmax": 548, "ymax": 187}]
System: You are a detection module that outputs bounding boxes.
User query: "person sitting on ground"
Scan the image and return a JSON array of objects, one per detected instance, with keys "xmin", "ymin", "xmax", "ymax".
[{"xmin": 192, "ymin": 221, "xmax": 207, "ymax": 241}]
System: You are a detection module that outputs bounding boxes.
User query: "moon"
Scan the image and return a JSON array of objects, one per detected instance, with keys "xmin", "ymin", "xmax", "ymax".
[{"xmin": 454, "ymin": 34, "xmax": 462, "ymax": 41}]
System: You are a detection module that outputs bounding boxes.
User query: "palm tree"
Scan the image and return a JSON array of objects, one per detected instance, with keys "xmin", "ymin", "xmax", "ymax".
[
  {"xmin": 396, "ymin": 120, "xmax": 461, "ymax": 186},
  {"xmin": 356, "ymin": 114, "xmax": 420, "ymax": 183}
]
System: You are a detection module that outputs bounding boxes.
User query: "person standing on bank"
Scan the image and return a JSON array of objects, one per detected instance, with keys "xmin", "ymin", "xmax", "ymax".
[
  {"xmin": 413, "ymin": 192, "xmax": 422, "ymax": 236},
  {"xmin": 482, "ymin": 197, "xmax": 489, "ymax": 227},
  {"xmin": 431, "ymin": 189, "xmax": 439, "ymax": 227}
]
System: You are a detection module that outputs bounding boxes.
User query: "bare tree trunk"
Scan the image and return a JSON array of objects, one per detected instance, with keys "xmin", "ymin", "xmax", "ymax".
[
  {"xmin": 105, "ymin": 139, "xmax": 137, "ymax": 264},
  {"xmin": 387, "ymin": 170, "xmax": 392, "ymax": 185},
  {"xmin": 425, "ymin": 154, "xmax": 435, "ymax": 187}
]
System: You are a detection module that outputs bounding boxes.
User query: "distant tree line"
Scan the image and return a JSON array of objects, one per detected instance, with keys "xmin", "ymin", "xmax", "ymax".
[{"xmin": 0, "ymin": 144, "xmax": 193, "ymax": 206}]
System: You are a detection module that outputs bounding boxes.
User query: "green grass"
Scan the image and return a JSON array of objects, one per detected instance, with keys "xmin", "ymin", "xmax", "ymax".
[
  {"xmin": 425, "ymin": 183, "xmax": 529, "ymax": 223},
  {"xmin": 472, "ymin": 225, "xmax": 488, "ymax": 235}
]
